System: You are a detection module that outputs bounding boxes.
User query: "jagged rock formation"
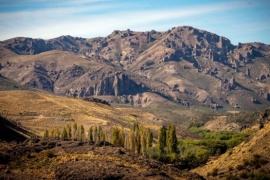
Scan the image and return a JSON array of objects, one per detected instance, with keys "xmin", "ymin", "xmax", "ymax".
[
  {"xmin": 66, "ymin": 72, "xmax": 146, "ymax": 97},
  {"xmin": 1, "ymin": 26, "xmax": 270, "ymax": 111}
]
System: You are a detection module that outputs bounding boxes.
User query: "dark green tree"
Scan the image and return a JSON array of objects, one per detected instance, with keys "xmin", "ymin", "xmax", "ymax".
[
  {"xmin": 61, "ymin": 127, "xmax": 68, "ymax": 140},
  {"xmin": 93, "ymin": 126, "xmax": 98, "ymax": 143},
  {"xmin": 166, "ymin": 124, "xmax": 177, "ymax": 153},
  {"xmin": 146, "ymin": 128, "xmax": 153, "ymax": 149},
  {"xmin": 88, "ymin": 126, "xmax": 93, "ymax": 142},
  {"xmin": 157, "ymin": 126, "xmax": 167, "ymax": 154},
  {"xmin": 79, "ymin": 125, "xmax": 85, "ymax": 141}
]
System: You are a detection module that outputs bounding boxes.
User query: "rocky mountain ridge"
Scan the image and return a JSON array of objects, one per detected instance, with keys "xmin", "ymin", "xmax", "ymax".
[{"xmin": 1, "ymin": 26, "xmax": 270, "ymax": 112}]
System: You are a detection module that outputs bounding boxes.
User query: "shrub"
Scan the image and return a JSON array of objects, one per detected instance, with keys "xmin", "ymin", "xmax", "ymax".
[
  {"xmin": 243, "ymin": 159, "xmax": 249, "ymax": 166},
  {"xmin": 226, "ymin": 174, "xmax": 239, "ymax": 180},
  {"xmin": 254, "ymin": 163, "xmax": 261, "ymax": 169},
  {"xmin": 258, "ymin": 158, "xmax": 268, "ymax": 165},
  {"xmin": 236, "ymin": 164, "xmax": 244, "ymax": 171},
  {"xmin": 147, "ymin": 147, "xmax": 160, "ymax": 160},
  {"xmin": 239, "ymin": 171, "xmax": 248, "ymax": 179},
  {"xmin": 25, "ymin": 151, "xmax": 34, "ymax": 159},
  {"xmin": 252, "ymin": 172, "xmax": 270, "ymax": 180},
  {"xmin": 165, "ymin": 153, "xmax": 179, "ymax": 163},
  {"xmin": 228, "ymin": 166, "xmax": 233, "ymax": 171},
  {"xmin": 45, "ymin": 150, "xmax": 55, "ymax": 158},
  {"xmin": 253, "ymin": 154, "xmax": 261, "ymax": 159},
  {"xmin": 211, "ymin": 168, "xmax": 218, "ymax": 177}
]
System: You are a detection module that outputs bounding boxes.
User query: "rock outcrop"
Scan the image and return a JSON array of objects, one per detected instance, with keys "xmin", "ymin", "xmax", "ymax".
[{"xmin": 66, "ymin": 73, "xmax": 146, "ymax": 97}]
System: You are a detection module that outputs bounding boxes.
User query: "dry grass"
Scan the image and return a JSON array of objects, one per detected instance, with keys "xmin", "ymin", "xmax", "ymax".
[{"xmin": 0, "ymin": 90, "xmax": 159, "ymax": 136}]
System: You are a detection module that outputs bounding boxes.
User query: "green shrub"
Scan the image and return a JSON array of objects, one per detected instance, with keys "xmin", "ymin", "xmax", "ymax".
[
  {"xmin": 147, "ymin": 147, "xmax": 160, "ymax": 160},
  {"xmin": 252, "ymin": 172, "xmax": 270, "ymax": 180},
  {"xmin": 226, "ymin": 174, "xmax": 239, "ymax": 180},
  {"xmin": 165, "ymin": 153, "xmax": 179, "ymax": 163}
]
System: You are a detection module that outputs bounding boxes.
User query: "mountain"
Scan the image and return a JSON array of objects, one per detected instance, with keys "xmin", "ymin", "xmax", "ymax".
[{"xmin": 1, "ymin": 26, "xmax": 270, "ymax": 117}]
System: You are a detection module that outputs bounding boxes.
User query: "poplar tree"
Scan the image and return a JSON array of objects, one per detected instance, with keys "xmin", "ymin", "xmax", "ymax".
[
  {"xmin": 93, "ymin": 126, "xmax": 98, "ymax": 143},
  {"xmin": 72, "ymin": 123, "xmax": 78, "ymax": 140},
  {"xmin": 146, "ymin": 128, "xmax": 153, "ymax": 149},
  {"xmin": 79, "ymin": 125, "xmax": 85, "ymax": 141},
  {"xmin": 88, "ymin": 126, "xmax": 93, "ymax": 142},
  {"xmin": 166, "ymin": 124, "xmax": 177, "ymax": 153},
  {"xmin": 100, "ymin": 130, "xmax": 106, "ymax": 143},
  {"xmin": 66, "ymin": 124, "xmax": 72, "ymax": 139},
  {"xmin": 139, "ymin": 127, "xmax": 146, "ymax": 156},
  {"xmin": 61, "ymin": 127, "xmax": 68, "ymax": 140},
  {"xmin": 43, "ymin": 129, "xmax": 49, "ymax": 138},
  {"xmin": 120, "ymin": 127, "xmax": 125, "ymax": 147},
  {"xmin": 158, "ymin": 126, "xmax": 167, "ymax": 154},
  {"xmin": 111, "ymin": 127, "xmax": 121, "ymax": 146},
  {"xmin": 49, "ymin": 128, "xmax": 55, "ymax": 138},
  {"xmin": 97, "ymin": 126, "xmax": 103, "ymax": 143},
  {"xmin": 133, "ymin": 122, "xmax": 141, "ymax": 154}
]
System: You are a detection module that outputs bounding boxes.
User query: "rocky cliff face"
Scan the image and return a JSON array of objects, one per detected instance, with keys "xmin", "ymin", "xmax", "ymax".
[
  {"xmin": 1, "ymin": 26, "xmax": 270, "ymax": 111},
  {"xmin": 66, "ymin": 72, "xmax": 146, "ymax": 98}
]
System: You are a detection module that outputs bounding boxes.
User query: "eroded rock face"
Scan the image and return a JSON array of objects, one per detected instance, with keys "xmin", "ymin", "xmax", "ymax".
[{"xmin": 66, "ymin": 73, "xmax": 146, "ymax": 97}]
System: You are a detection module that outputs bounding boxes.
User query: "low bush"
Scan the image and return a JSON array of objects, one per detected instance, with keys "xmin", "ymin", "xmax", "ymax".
[{"xmin": 45, "ymin": 150, "xmax": 55, "ymax": 158}]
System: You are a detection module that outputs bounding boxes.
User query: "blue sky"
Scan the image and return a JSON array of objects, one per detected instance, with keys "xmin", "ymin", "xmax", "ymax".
[{"xmin": 0, "ymin": 0, "xmax": 270, "ymax": 44}]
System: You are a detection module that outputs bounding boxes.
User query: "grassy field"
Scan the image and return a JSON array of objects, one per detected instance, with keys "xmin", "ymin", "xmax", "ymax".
[{"xmin": 0, "ymin": 90, "xmax": 160, "ymax": 136}]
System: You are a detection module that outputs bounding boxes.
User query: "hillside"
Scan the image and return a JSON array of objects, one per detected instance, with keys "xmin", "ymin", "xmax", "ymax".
[
  {"xmin": 0, "ymin": 138, "xmax": 203, "ymax": 179},
  {"xmin": 0, "ymin": 115, "xmax": 34, "ymax": 142},
  {"xmin": 0, "ymin": 90, "xmax": 163, "ymax": 136},
  {"xmin": 0, "ymin": 26, "xmax": 269, "ymax": 116},
  {"xmin": 193, "ymin": 115, "xmax": 270, "ymax": 179}
]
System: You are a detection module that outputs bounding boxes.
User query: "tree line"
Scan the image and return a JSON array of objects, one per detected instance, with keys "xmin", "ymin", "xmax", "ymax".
[
  {"xmin": 44, "ymin": 122, "xmax": 248, "ymax": 167},
  {"xmin": 43, "ymin": 122, "xmax": 154, "ymax": 156}
]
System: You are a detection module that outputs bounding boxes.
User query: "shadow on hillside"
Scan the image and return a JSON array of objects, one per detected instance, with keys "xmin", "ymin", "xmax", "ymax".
[{"xmin": 0, "ymin": 116, "xmax": 34, "ymax": 142}]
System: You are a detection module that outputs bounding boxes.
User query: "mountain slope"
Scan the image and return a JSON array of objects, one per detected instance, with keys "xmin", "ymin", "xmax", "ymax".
[{"xmin": 1, "ymin": 26, "xmax": 270, "ymax": 114}]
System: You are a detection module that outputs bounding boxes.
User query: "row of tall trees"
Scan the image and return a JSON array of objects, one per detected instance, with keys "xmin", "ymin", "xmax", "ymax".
[
  {"xmin": 44, "ymin": 123, "xmax": 102, "ymax": 142},
  {"xmin": 110, "ymin": 123, "xmax": 153, "ymax": 156},
  {"xmin": 43, "ymin": 122, "xmax": 154, "ymax": 156},
  {"xmin": 44, "ymin": 123, "xmax": 179, "ymax": 160}
]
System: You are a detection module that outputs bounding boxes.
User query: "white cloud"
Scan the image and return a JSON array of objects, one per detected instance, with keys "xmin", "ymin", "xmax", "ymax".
[{"xmin": 0, "ymin": 1, "xmax": 264, "ymax": 41}]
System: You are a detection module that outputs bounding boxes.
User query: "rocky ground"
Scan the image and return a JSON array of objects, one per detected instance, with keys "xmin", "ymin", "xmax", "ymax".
[{"xmin": 0, "ymin": 139, "xmax": 203, "ymax": 180}]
